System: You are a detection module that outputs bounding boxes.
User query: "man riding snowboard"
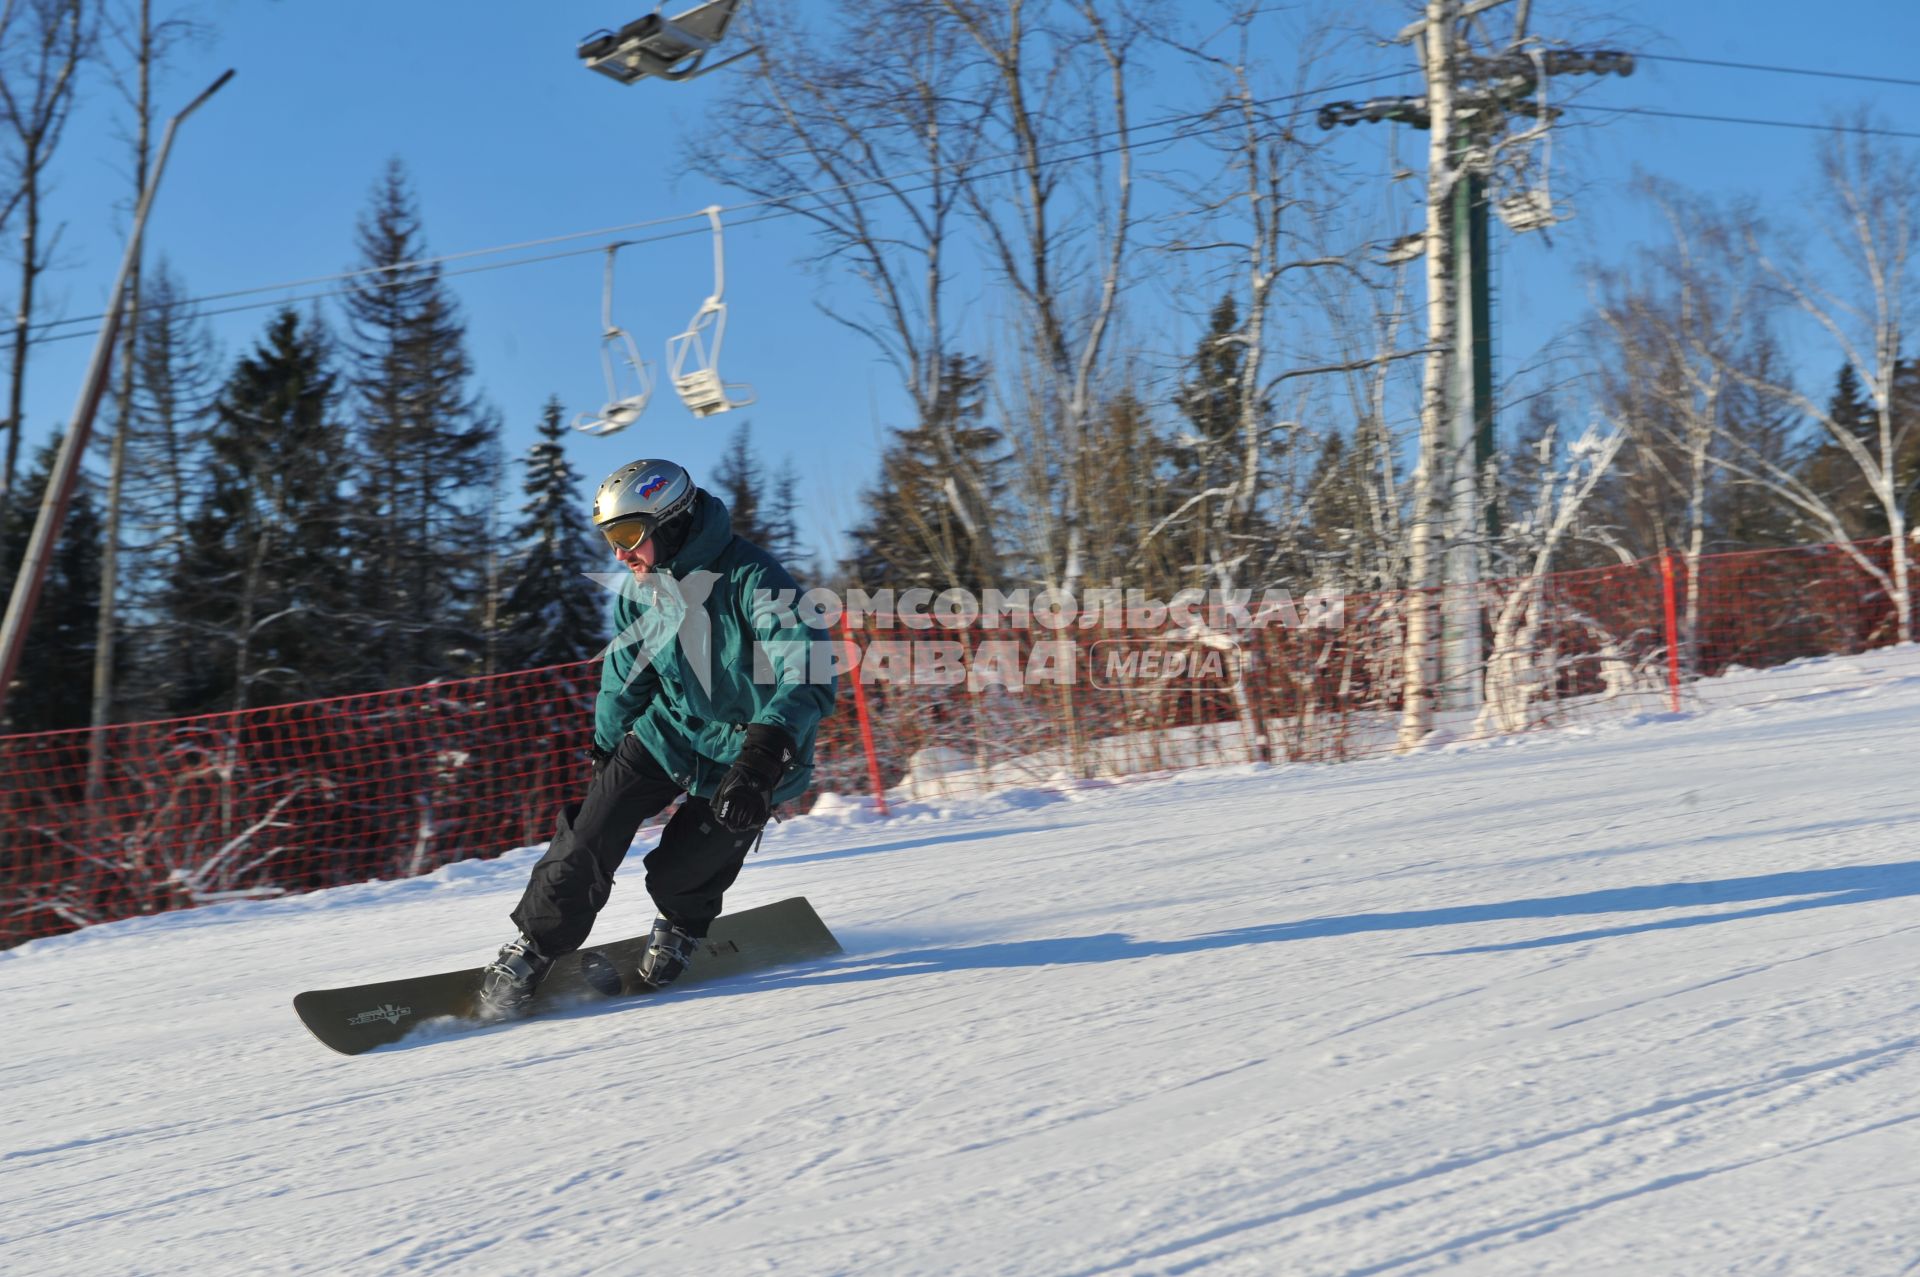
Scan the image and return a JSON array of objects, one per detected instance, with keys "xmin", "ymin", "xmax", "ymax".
[{"xmin": 478, "ymin": 457, "xmax": 836, "ymax": 1014}]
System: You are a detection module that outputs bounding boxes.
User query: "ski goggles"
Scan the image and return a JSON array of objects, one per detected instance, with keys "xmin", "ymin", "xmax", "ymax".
[{"xmin": 600, "ymin": 516, "xmax": 657, "ymax": 552}]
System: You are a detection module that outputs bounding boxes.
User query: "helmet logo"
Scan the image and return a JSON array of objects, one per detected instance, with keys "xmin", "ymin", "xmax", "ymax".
[{"xmin": 638, "ymin": 473, "xmax": 670, "ymax": 500}]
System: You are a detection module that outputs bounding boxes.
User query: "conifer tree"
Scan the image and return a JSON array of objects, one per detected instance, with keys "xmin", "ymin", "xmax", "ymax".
[
  {"xmin": 1801, "ymin": 360, "xmax": 1920, "ymax": 541},
  {"xmin": 1075, "ymin": 383, "xmax": 1176, "ymax": 593},
  {"xmin": 1174, "ymin": 297, "xmax": 1249, "ymax": 462},
  {"xmin": 713, "ymin": 421, "xmax": 769, "ymax": 545},
  {"xmin": 169, "ymin": 308, "xmax": 352, "ymax": 713},
  {"xmin": 494, "ymin": 397, "xmax": 606, "ymax": 670},
  {"xmin": 1293, "ymin": 411, "xmax": 1403, "ymax": 592},
  {"xmin": 1301, "ymin": 431, "xmax": 1366, "ymax": 581},
  {"xmin": 1162, "ymin": 294, "xmax": 1276, "ymax": 591},
  {"xmin": 340, "ymin": 158, "xmax": 496, "ymax": 687},
  {"xmin": 1, "ymin": 438, "xmax": 103, "ymax": 733},
  {"xmin": 1705, "ymin": 350, "xmax": 1804, "ymax": 550},
  {"xmin": 846, "ymin": 354, "xmax": 1006, "ymax": 592},
  {"xmin": 764, "ymin": 456, "xmax": 802, "ymax": 567},
  {"xmin": 712, "ymin": 421, "xmax": 805, "ymax": 563}
]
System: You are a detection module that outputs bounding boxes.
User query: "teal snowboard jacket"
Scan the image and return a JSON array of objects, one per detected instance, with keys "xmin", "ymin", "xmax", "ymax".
[{"xmin": 592, "ymin": 490, "xmax": 836, "ymax": 804}]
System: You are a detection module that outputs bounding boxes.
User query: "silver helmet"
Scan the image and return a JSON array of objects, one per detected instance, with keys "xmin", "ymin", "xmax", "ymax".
[{"xmin": 593, "ymin": 459, "xmax": 696, "ymax": 531}]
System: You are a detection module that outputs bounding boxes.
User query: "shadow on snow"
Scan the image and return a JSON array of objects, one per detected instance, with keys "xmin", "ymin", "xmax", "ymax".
[
  {"xmin": 759, "ymin": 824, "xmax": 1063, "ymax": 868},
  {"xmin": 694, "ymin": 857, "xmax": 1920, "ymax": 996}
]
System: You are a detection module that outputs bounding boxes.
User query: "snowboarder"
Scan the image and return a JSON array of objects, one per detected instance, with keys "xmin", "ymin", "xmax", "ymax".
[{"xmin": 478, "ymin": 458, "xmax": 836, "ymax": 1014}]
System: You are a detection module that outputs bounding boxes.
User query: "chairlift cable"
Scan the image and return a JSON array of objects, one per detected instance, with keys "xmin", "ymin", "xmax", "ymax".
[
  {"xmin": 1630, "ymin": 52, "xmax": 1920, "ymax": 91},
  {"xmin": 14, "ymin": 54, "xmax": 1913, "ymax": 347},
  {"xmin": 1566, "ymin": 102, "xmax": 1920, "ymax": 141},
  {"xmin": 6, "ymin": 69, "xmax": 1411, "ymax": 348},
  {"xmin": 23, "ymin": 86, "xmax": 1914, "ymax": 354},
  {"xmin": 16, "ymin": 213, "xmax": 796, "ymax": 349}
]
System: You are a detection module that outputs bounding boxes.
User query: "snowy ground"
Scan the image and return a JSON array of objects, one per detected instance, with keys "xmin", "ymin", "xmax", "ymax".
[{"xmin": 5, "ymin": 648, "xmax": 1920, "ymax": 1276}]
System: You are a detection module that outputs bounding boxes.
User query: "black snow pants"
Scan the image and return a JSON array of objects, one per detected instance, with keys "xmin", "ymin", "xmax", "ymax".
[{"xmin": 509, "ymin": 735, "xmax": 762, "ymax": 956}]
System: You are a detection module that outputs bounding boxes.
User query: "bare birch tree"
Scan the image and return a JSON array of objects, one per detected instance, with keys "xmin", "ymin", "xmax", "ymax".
[
  {"xmin": 1478, "ymin": 417, "xmax": 1622, "ymax": 734},
  {"xmin": 0, "ymin": 0, "xmax": 91, "ymax": 500},
  {"xmin": 691, "ymin": 0, "xmax": 1002, "ymax": 584},
  {"xmin": 937, "ymin": 0, "xmax": 1141, "ymax": 595},
  {"xmin": 1590, "ymin": 182, "xmax": 1774, "ymax": 671},
  {"xmin": 1724, "ymin": 124, "xmax": 1918, "ymax": 643},
  {"xmin": 1397, "ymin": 0, "xmax": 1463, "ymax": 749},
  {"xmin": 89, "ymin": 0, "xmax": 204, "ymax": 744},
  {"xmin": 1144, "ymin": 7, "xmax": 1361, "ymax": 596},
  {"xmin": 117, "ymin": 257, "xmax": 218, "ymax": 714}
]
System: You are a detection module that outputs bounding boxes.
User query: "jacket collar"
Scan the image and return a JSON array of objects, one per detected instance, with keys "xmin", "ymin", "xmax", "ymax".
[{"xmin": 657, "ymin": 489, "xmax": 733, "ymax": 577}]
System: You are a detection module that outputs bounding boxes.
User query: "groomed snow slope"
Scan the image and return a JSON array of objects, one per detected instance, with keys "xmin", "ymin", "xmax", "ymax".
[{"xmin": 6, "ymin": 650, "xmax": 1920, "ymax": 1276}]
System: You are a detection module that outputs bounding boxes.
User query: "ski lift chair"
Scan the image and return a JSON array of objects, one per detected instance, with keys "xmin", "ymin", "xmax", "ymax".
[
  {"xmin": 574, "ymin": 245, "xmax": 656, "ymax": 437},
  {"xmin": 579, "ymin": 0, "xmax": 754, "ymax": 85},
  {"xmin": 1497, "ymin": 189, "xmax": 1564, "ymax": 234},
  {"xmin": 668, "ymin": 206, "xmax": 755, "ymax": 418},
  {"xmin": 1378, "ymin": 230, "xmax": 1426, "ymax": 266},
  {"xmin": 1496, "ymin": 48, "xmax": 1568, "ymax": 236}
]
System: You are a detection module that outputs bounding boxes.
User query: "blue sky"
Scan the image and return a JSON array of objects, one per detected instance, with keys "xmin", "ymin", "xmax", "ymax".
[{"xmin": 13, "ymin": 0, "xmax": 1920, "ymax": 563}]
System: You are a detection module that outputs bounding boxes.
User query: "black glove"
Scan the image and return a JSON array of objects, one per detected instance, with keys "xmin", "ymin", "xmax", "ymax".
[
  {"xmin": 587, "ymin": 742, "xmax": 613, "ymax": 783},
  {"xmin": 711, "ymin": 723, "xmax": 794, "ymax": 833}
]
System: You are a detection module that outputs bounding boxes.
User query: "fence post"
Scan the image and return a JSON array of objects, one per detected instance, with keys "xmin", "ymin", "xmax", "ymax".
[
  {"xmin": 838, "ymin": 613, "xmax": 888, "ymax": 817},
  {"xmin": 1660, "ymin": 549, "xmax": 1682, "ymax": 712}
]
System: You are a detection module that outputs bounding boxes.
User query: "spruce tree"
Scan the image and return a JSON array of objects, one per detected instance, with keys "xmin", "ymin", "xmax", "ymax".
[
  {"xmin": 168, "ymin": 308, "xmax": 353, "ymax": 713},
  {"xmin": 494, "ymin": 397, "xmax": 606, "ymax": 670},
  {"xmin": 764, "ymin": 456, "xmax": 802, "ymax": 566},
  {"xmin": 1, "ymin": 439, "xmax": 104, "ymax": 734},
  {"xmin": 1165, "ymin": 294, "xmax": 1275, "ymax": 591},
  {"xmin": 1706, "ymin": 349, "xmax": 1804, "ymax": 550},
  {"xmin": 1302, "ymin": 431, "xmax": 1365, "ymax": 580},
  {"xmin": 1801, "ymin": 360, "xmax": 1920, "ymax": 541},
  {"xmin": 341, "ymin": 158, "xmax": 497, "ymax": 687},
  {"xmin": 1800, "ymin": 363, "xmax": 1872, "ymax": 539},
  {"xmin": 1293, "ymin": 412, "xmax": 1404, "ymax": 591},
  {"xmin": 1174, "ymin": 296, "xmax": 1248, "ymax": 462},
  {"xmin": 1077, "ymin": 384, "xmax": 1177, "ymax": 593},
  {"xmin": 711, "ymin": 421, "xmax": 804, "ymax": 563},
  {"xmin": 845, "ymin": 354, "xmax": 1006, "ymax": 592},
  {"xmin": 713, "ymin": 421, "xmax": 770, "ymax": 544}
]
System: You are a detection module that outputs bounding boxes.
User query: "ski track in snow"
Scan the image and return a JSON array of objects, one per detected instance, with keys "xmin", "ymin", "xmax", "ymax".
[{"xmin": 5, "ymin": 649, "xmax": 1920, "ymax": 1275}]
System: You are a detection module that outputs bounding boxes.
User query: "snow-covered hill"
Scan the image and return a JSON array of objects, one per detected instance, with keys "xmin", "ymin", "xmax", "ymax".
[{"xmin": 6, "ymin": 649, "xmax": 1920, "ymax": 1276}]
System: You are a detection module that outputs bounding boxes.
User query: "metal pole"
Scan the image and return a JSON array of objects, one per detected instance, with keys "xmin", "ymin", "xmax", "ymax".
[
  {"xmin": 1660, "ymin": 549, "xmax": 1682, "ymax": 713},
  {"xmin": 838, "ymin": 613, "xmax": 888, "ymax": 817},
  {"xmin": 1440, "ymin": 155, "xmax": 1496, "ymax": 713},
  {"xmin": 0, "ymin": 69, "xmax": 232, "ymax": 729}
]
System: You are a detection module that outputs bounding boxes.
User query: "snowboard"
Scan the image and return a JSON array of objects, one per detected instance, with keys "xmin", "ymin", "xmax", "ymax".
[{"xmin": 292, "ymin": 895, "xmax": 841, "ymax": 1055}]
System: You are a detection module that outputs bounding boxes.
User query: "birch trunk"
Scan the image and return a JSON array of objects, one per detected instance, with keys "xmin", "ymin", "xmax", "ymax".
[{"xmin": 1399, "ymin": 0, "xmax": 1457, "ymax": 751}]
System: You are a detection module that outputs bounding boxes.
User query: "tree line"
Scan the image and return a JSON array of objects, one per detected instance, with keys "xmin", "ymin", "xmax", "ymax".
[
  {"xmin": 0, "ymin": 157, "xmax": 813, "ymax": 733},
  {"xmin": 729, "ymin": 1, "xmax": 1918, "ymax": 657},
  {"xmin": 5, "ymin": 0, "xmax": 1919, "ymax": 739}
]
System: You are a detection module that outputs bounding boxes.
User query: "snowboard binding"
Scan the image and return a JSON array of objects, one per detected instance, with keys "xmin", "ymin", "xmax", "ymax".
[
  {"xmin": 638, "ymin": 918, "xmax": 700, "ymax": 989},
  {"xmin": 477, "ymin": 934, "xmax": 554, "ymax": 1018}
]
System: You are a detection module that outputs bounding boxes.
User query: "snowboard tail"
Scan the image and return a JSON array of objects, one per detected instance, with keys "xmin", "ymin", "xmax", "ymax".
[{"xmin": 292, "ymin": 896, "xmax": 840, "ymax": 1056}]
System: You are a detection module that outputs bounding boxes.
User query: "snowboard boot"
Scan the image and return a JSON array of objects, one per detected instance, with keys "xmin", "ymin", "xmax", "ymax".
[
  {"xmin": 638, "ymin": 918, "xmax": 700, "ymax": 989},
  {"xmin": 477, "ymin": 934, "xmax": 553, "ymax": 1018}
]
